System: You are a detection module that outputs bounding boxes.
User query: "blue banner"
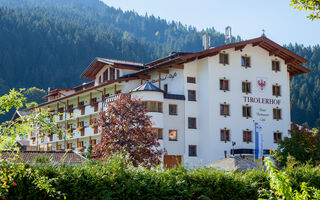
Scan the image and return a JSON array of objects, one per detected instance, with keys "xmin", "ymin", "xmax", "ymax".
[{"xmin": 254, "ymin": 122, "xmax": 263, "ymax": 160}]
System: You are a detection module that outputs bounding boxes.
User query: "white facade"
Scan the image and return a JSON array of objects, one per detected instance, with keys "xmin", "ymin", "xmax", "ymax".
[{"xmin": 26, "ymin": 37, "xmax": 308, "ymax": 168}]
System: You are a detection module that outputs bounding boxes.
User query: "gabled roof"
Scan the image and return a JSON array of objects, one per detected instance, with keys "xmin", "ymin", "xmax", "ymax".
[
  {"xmin": 81, "ymin": 57, "xmax": 146, "ymax": 79},
  {"xmin": 133, "ymin": 36, "xmax": 309, "ymax": 77},
  {"xmin": 0, "ymin": 151, "xmax": 86, "ymax": 164},
  {"xmin": 42, "ymin": 88, "xmax": 74, "ymax": 99},
  {"xmin": 131, "ymin": 82, "xmax": 164, "ymax": 93}
]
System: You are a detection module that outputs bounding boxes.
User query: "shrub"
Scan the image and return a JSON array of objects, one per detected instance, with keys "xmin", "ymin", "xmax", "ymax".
[{"xmin": 2, "ymin": 154, "xmax": 320, "ymax": 200}]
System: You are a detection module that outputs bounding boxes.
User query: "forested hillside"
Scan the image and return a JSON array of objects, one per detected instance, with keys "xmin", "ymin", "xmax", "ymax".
[
  {"xmin": 0, "ymin": 0, "xmax": 319, "ymax": 127},
  {"xmin": 287, "ymin": 44, "xmax": 320, "ymax": 127}
]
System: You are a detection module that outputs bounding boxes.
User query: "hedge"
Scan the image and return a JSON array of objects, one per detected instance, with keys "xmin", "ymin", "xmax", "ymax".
[{"xmin": 2, "ymin": 156, "xmax": 320, "ymax": 200}]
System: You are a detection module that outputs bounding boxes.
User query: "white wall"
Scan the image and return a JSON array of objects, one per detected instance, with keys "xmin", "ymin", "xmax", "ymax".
[{"xmin": 184, "ymin": 44, "xmax": 291, "ymax": 166}]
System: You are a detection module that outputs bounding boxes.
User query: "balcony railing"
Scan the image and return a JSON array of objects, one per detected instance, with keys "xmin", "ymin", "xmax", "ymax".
[{"xmin": 105, "ymin": 94, "xmax": 121, "ymax": 103}]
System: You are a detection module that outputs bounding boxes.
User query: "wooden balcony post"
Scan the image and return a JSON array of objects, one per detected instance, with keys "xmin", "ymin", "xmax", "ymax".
[
  {"xmin": 89, "ymin": 136, "xmax": 92, "ymax": 145},
  {"xmin": 90, "ymin": 92, "xmax": 92, "ymax": 106},
  {"xmin": 77, "ymin": 96, "xmax": 80, "ymax": 109}
]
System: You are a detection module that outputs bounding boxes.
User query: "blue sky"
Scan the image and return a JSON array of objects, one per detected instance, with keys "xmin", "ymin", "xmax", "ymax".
[{"xmin": 102, "ymin": 0, "xmax": 320, "ymax": 46}]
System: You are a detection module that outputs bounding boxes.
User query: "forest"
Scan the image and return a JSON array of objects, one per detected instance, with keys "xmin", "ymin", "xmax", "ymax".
[{"xmin": 0, "ymin": 0, "xmax": 319, "ymax": 127}]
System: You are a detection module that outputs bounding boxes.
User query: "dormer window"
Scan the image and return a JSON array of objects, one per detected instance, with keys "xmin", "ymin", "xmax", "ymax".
[
  {"xmin": 116, "ymin": 69, "xmax": 120, "ymax": 79},
  {"xmin": 103, "ymin": 69, "xmax": 108, "ymax": 82},
  {"xmin": 110, "ymin": 68, "xmax": 115, "ymax": 80}
]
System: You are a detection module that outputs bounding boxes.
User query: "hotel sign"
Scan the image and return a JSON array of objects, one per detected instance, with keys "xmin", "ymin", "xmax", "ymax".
[
  {"xmin": 243, "ymin": 96, "xmax": 280, "ymax": 105},
  {"xmin": 151, "ymin": 72, "xmax": 177, "ymax": 83}
]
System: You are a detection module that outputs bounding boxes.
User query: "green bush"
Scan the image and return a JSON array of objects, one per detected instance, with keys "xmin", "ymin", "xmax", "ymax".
[{"xmin": 1, "ymin": 155, "xmax": 320, "ymax": 200}]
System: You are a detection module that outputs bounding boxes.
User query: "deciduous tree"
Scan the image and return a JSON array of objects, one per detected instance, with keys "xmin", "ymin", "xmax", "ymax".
[
  {"xmin": 273, "ymin": 123, "xmax": 320, "ymax": 167},
  {"xmin": 92, "ymin": 94, "xmax": 162, "ymax": 168},
  {"xmin": 290, "ymin": 0, "xmax": 320, "ymax": 20}
]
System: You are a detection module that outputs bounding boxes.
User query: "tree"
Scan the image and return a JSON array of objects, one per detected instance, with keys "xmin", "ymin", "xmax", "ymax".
[
  {"xmin": 290, "ymin": 0, "xmax": 320, "ymax": 20},
  {"xmin": 273, "ymin": 123, "xmax": 320, "ymax": 167},
  {"xmin": 92, "ymin": 94, "xmax": 162, "ymax": 168},
  {"xmin": 23, "ymin": 87, "xmax": 46, "ymax": 105},
  {"xmin": 0, "ymin": 89, "xmax": 61, "ymax": 198}
]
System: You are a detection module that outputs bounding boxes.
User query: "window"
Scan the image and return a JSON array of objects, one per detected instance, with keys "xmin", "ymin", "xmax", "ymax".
[
  {"xmin": 58, "ymin": 107, "xmax": 64, "ymax": 120},
  {"xmin": 220, "ymin": 79, "xmax": 229, "ymax": 91},
  {"xmin": 164, "ymin": 84, "xmax": 168, "ymax": 93},
  {"xmin": 168, "ymin": 130, "xmax": 178, "ymax": 141},
  {"xmin": 49, "ymin": 134, "xmax": 53, "ymax": 141},
  {"xmin": 116, "ymin": 69, "xmax": 120, "ymax": 79},
  {"xmin": 103, "ymin": 69, "xmax": 108, "ymax": 82},
  {"xmin": 188, "ymin": 117, "xmax": 197, "ymax": 129},
  {"xmin": 188, "ymin": 90, "xmax": 196, "ymax": 101},
  {"xmin": 110, "ymin": 68, "xmax": 115, "ymax": 80},
  {"xmin": 274, "ymin": 132, "xmax": 282, "ymax": 143},
  {"xmin": 92, "ymin": 97, "xmax": 97, "ymax": 105},
  {"xmin": 242, "ymin": 81, "xmax": 251, "ymax": 93},
  {"xmin": 220, "ymin": 104, "xmax": 230, "ymax": 116},
  {"xmin": 243, "ymin": 130, "xmax": 252, "ymax": 143},
  {"xmin": 188, "ymin": 145, "xmax": 197, "ymax": 157},
  {"xmin": 272, "ymin": 60, "xmax": 280, "ymax": 72},
  {"xmin": 242, "ymin": 105, "xmax": 252, "ymax": 118},
  {"xmin": 67, "ymin": 124, "xmax": 73, "ymax": 133},
  {"xmin": 142, "ymin": 101, "xmax": 163, "ymax": 112},
  {"xmin": 219, "ymin": 53, "xmax": 229, "ymax": 65},
  {"xmin": 169, "ymin": 104, "xmax": 177, "ymax": 115},
  {"xmin": 78, "ymin": 141, "xmax": 84, "ymax": 147},
  {"xmin": 273, "ymin": 108, "xmax": 282, "ymax": 120},
  {"xmin": 91, "ymin": 139, "xmax": 97, "ymax": 145},
  {"xmin": 67, "ymin": 143, "xmax": 73, "ymax": 150},
  {"xmin": 152, "ymin": 128, "xmax": 163, "ymax": 140},
  {"xmin": 57, "ymin": 144, "xmax": 62, "ymax": 150},
  {"xmin": 187, "ymin": 77, "xmax": 196, "ymax": 84},
  {"xmin": 272, "ymin": 85, "xmax": 281, "ymax": 97},
  {"xmin": 67, "ymin": 104, "xmax": 74, "ymax": 117},
  {"xmin": 241, "ymin": 56, "xmax": 250, "ymax": 67},
  {"xmin": 220, "ymin": 129, "xmax": 230, "ymax": 142}
]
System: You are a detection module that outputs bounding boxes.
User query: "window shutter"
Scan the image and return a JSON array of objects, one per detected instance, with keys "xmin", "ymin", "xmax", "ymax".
[
  {"xmin": 272, "ymin": 61, "xmax": 275, "ymax": 71},
  {"xmin": 219, "ymin": 54, "xmax": 223, "ymax": 64},
  {"xmin": 224, "ymin": 54, "xmax": 228, "ymax": 64},
  {"xmin": 226, "ymin": 130, "xmax": 230, "ymax": 141},
  {"xmin": 242, "ymin": 82, "xmax": 245, "ymax": 93},
  {"xmin": 242, "ymin": 106, "xmax": 246, "ymax": 117}
]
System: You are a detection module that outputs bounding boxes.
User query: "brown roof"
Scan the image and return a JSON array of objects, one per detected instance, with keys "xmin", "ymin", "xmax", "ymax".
[
  {"xmin": 81, "ymin": 57, "xmax": 146, "ymax": 79},
  {"xmin": 32, "ymin": 77, "xmax": 138, "ymax": 109},
  {"xmin": 135, "ymin": 36, "xmax": 309, "ymax": 77},
  {"xmin": 0, "ymin": 151, "xmax": 86, "ymax": 164}
]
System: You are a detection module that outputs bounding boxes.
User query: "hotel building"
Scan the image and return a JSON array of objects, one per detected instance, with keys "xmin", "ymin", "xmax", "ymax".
[{"xmin": 19, "ymin": 36, "xmax": 309, "ymax": 167}]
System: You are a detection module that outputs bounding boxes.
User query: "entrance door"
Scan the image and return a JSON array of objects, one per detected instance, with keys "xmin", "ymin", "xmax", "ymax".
[{"xmin": 163, "ymin": 155, "xmax": 182, "ymax": 169}]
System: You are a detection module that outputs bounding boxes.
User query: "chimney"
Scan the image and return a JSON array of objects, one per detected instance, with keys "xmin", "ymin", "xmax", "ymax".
[
  {"xmin": 202, "ymin": 34, "xmax": 211, "ymax": 50},
  {"xmin": 225, "ymin": 26, "xmax": 232, "ymax": 44}
]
